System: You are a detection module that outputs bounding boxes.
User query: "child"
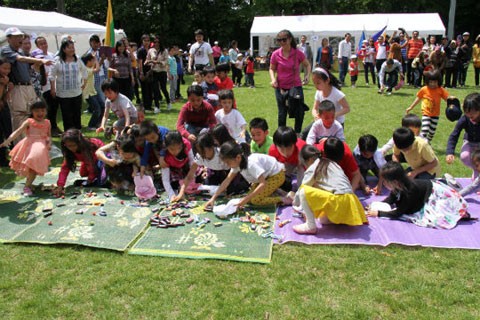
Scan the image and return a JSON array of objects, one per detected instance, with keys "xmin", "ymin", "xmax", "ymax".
[
  {"xmin": 215, "ymin": 90, "xmax": 247, "ymax": 143},
  {"xmin": 292, "ymin": 145, "xmax": 367, "ymax": 234},
  {"xmin": 233, "ymin": 53, "xmax": 244, "ymax": 87},
  {"xmin": 176, "ymin": 85, "xmax": 217, "ymax": 143},
  {"xmin": 218, "ymin": 48, "xmax": 231, "ymax": 65},
  {"xmin": 214, "ymin": 63, "xmax": 234, "ymax": 90},
  {"xmin": 406, "ymin": 70, "xmax": 452, "ymax": 142},
  {"xmin": 211, "ymin": 123, "xmax": 235, "ymax": 146},
  {"xmin": 353, "ymin": 134, "xmax": 386, "ymax": 195},
  {"xmin": 204, "ymin": 141, "xmax": 289, "ymax": 209},
  {"xmin": 456, "ymin": 150, "xmax": 480, "ymax": 196},
  {"xmin": 96, "ymin": 79, "xmax": 138, "ymax": 139},
  {"xmin": 201, "ymin": 67, "xmax": 219, "ymax": 108},
  {"xmin": 245, "ymin": 56, "xmax": 255, "ymax": 88},
  {"xmin": 348, "ymin": 54, "xmax": 359, "ymax": 87},
  {"xmin": 0, "ymin": 101, "xmax": 51, "ymax": 196},
  {"xmin": 268, "ymin": 126, "xmax": 306, "ymax": 191},
  {"xmin": 176, "ymin": 131, "xmax": 249, "ymax": 201},
  {"xmin": 52, "ymin": 129, "xmax": 105, "ymax": 197},
  {"xmin": 392, "ymin": 127, "xmax": 440, "ymax": 179},
  {"xmin": 315, "ymin": 137, "xmax": 369, "ymax": 194},
  {"xmin": 381, "ymin": 113, "xmax": 423, "ymax": 160},
  {"xmin": 446, "ymin": 93, "xmax": 480, "ymax": 183},
  {"xmin": 0, "ymin": 57, "xmax": 12, "ymax": 166},
  {"xmin": 305, "ymin": 100, "xmax": 345, "ymax": 145},
  {"xmin": 161, "ymin": 131, "xmax": 195, "ymax": 201},
  {"xmin": 301, "ymin": 67, "xmax": 350, "ymax": 139},
  {"xmin": 167, "ymin": 46, "xmax": 178, "ymax": 108},
  {"xmin": 81, "ymin": 54, "xmax": 104, "ymax": 130},
  {"xmin": 191, "ymin": 70, "xmax": 203, "ymax": 86},
  {"xmin": 249, "ymin": 118, "xmax": 273, "ymax": 154},
  {"xmin": 139, "ymin": 120, "xmax": 169, "ymax": 174},
  {"xmin": 367, "ymin": 161, "xmax": 468, "ymax": 229}
]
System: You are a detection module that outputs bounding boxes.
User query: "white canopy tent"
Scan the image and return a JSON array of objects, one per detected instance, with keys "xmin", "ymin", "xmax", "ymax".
[
  {"xmin": 250, "ymin": 13, "xmax": 446, "ymax": 59},
  {"xmin": 0, "ymin": 6, "xmax": 126, "ymax": 55}
]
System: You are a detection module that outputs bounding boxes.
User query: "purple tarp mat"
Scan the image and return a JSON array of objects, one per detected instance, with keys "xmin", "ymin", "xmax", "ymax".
[{"xmin": 274, "ymin": 178, "xmax": 480, "ymax": 249}]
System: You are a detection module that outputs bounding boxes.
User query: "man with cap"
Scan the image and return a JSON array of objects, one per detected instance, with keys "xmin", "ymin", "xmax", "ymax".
[
  {"xmin": 0, "ymin": 27, "xmax": 53, "ymax": 139},
  {"xmin": 212, "ymin": 41, "xmax": 222, "ymax": 65},
  {"xmin": 458, "ymin": 32, "xmax": 472, "ymax": 87},
  {"xmin": 188, "ymin": 29, "xmax": 214, "ymax": 73}
]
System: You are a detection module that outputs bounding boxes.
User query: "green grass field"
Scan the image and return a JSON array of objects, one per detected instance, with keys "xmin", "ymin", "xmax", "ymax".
[{"xmin": 1, "ymin": 70, "xmax": 479, "ymax": 319}]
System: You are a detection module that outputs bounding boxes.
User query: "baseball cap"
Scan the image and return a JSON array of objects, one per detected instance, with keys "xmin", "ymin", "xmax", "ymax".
[
  {"xmin": 463, "ymin": 32, "xmax": 470, "ymax": 36},
  {"xmin": 5, "ymin": 27, "xmax": 24, "ymax": 37},
  {"xmin": 350, "ymin": 54, "xmax": 357, "ymax": 59}
]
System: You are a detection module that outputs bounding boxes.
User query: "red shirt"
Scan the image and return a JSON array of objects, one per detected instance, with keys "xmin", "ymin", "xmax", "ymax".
[
  {"xmin": 268, "ymin": 139, "xmax": 306, "ymax": 165},
  {"xmin": 164, "ymin": 138, "xmax": 191, "ymax": 168},
  {"xmin": 314, "ymin": 140, "xmax": 358, "ymax": 181},
  {"xmin": 176, "ymin": 100, "xmax": 217, "ymax": 138},
  {"xmin": 246, "ymin": 60, "xmax": 254, "ymax": 74},
  {"xmin": 214, "ymin": 76, "xmax": 234, "ymax": 90},
  {"xmin": 57, "ymin": 138, "xmax": 104, "ymax": 187}
]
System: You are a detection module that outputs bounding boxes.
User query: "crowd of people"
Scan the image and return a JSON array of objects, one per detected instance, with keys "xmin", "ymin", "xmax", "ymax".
[{"xmin": 0, "ymin": 25, "xmax": 478, "ymax": 234}]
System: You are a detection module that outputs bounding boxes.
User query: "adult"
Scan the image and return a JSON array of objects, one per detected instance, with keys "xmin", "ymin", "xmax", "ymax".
[
  {"xmin": 361, "ymin": 38, "xmax": 376, "ymax": 86},
  {"xmin": 146, "ymin": 36, "xmax": 171, "ymax": 113},
  {"xmin": 374, "ymin": 35, "xmax": 389, "ymax": 88},
  {"xmin": 337, "ymin": 33, "xmax": 352, "ymax": 85},
  {"xmin": 473, "ymin": 35, "xmax": 480, "ymax": 88},
  {"xmin": 423, "ymin": 35, "xmax": 438, "ymax": 56},
  {"xmin": 188, "ymin": 29, "xmax": 214, "ymax": 73},
  {"xmin": 444, "ymin": 39, "xmax": 459, "ymax": 88},
  {"xmin": 398, "ymin": 30, "xmax": 409, "ymax": 73},
  {"xmin": 20, "ymin": 35, "xmax": 42, "ymax": 98},
  {"xmin": 378, "ymin": 58, "xmax": 403, "ymax": 95},
  {"xmin": 0, "ymin": 27, "xmax": 52, "ymax": 140},
  {"xmin": 228, "ymin": 40, "xmax": 240, "ymax": 84},
  {"xmin": 49, "ymin": 39, "xmax": 87, "ymax": 131},
  {"xmin": 31, "ymin": 36, "xmax": 62, "ymax": 136},
  {"xmin": 137, "ymin": 34, "xmax": 153, "ymax": 111},
  {"xmin": 429, "ymin": 45, "xmax": 447, "ymax": 76},
  {"xmin": 85, "ymin": 34, "xmax": 108, "ymax": 105},
  {"xmin": 269, "ymin": 29, "xmax": 311, "ymax": 134},
  {"xmin": 109, "ymin": 40, "xmax": 134, "ymax": 100},
  {"xmin": 457, "ymin": 32, "xmax": 472, "ymax": 87},
  {"xmin": 298, "ymin": 35, "xmax": 313, "ymax": 74},
  {"xmin": 406, "ymin": 31, "xmax": 424, "ymax": 85},
  {"xmin": 212, "ymin": 41, "xmax": 222, "ymax": 65},
  {"xmin": 315, "ymin": 38, "xmax": 333, "ymax": 70}
]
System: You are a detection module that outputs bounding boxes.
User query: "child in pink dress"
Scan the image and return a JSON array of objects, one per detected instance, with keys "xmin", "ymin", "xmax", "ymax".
[{"xmin": 0, "ymin": 101, "xmax": 51, "ymax": 196}]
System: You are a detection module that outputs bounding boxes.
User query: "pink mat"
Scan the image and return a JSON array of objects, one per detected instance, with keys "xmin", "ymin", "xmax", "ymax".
[{"xmin": 274, "ymin": 178, "xmax": 480, "ymax": 249}]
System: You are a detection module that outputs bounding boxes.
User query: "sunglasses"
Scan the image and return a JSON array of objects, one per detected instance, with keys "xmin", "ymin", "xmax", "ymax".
[{"xmin": 277, "ymin": 37, "xmax": 289, "ymax": 42}]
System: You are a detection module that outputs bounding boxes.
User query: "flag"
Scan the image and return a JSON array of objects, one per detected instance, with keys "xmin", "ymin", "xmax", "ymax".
[
  {"xmin": 105, "ymin": 0, "xmax": 115, "ymax": 47},
  {"xmin": 356, "ymin": 30, "xmax": 366, "ymax": 55},
  {"xmin": 371, "ymin": 25, "xmax": 387, "ymax": 42}
]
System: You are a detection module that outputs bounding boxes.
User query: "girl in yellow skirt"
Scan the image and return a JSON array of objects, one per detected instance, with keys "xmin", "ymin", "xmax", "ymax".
[{"xmin": 293, "ymin": 145, "xmax": 367, "ymax": 234}]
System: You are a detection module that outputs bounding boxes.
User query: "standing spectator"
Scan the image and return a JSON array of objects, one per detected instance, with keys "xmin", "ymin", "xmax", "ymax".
[
  {"xmin": 444, "ymin": 40, "xmax": 459, "ymax": 88},
  {"xmin": 245, "ymin": 56, "xmax": 255, "ymax": 88},
  {"xmin": 1, "ymin": 27, "xmax": 52, "ymax": 140},
  {"xmin": 269, "ymin": 29, "xmax": 311, "ymax": 134},
  {"xmin": 233, "ymin": 53, "xmax": 244, "ymax": 87},
  {"xmin": 457, "ymin": 32, "xmax": 472, "ymax": 87},
  {"xmin": 398, "ymin": 31, "xmax": 409, "ymax": 74},
  {"xmin": 20, "ymin": 35, "xmax": 42, "ymax": 98},
  {"xmin": 406, "ymin": 31, "xmax": 424, "ymax": 85},
  {"xmin": 429, "ymin": 45, "xmax": 447, "ymax": 77},
  {"xmin": 298, "ymin": 35, "xmax": 313, "ymax": 75},
  {"xmin": 146, "ymin": 36, "xmax": 171, "ymax": 113},
  {"xmin": 128, "ymin": 41, "xmax": 142, "ymax": 106},
  {"xmin": 188, "ymin": 29, "xmax": 214, "ymax": 73},
  {"xmin": 109, "ymin": 40, "xmax": 134, "ymax": 100},
  {"xmin": 315, "ymin": 38, "xmax": 333, "ymax": 70},
  {"xmin": 374, "ymin": 35, "xmax": 389, "ymax": 89},
  {"xmin": 175, "ymin": 47, "xmax": 185, "ymax": 100},
  {"xmin": 337, "ymin": 33, "xmax": 352, "ymax": 85},
  {"xmin": 361, "ymin": 38, "xmax": 376, "ymax": 86},
  {"xmin": 219, "ymin": 48, "xmax": 230, "ymax": 65},
  {"xmin": 167, "ymin": 46, "xmax": 178, "ymax": 107},
  {"xmin": 86, "ymin": 34, "xmax": 107, "ymax": 107},
  {"xmin": 32, "ymin": 36, "xmax": 62, "ymax": 136},
  {"xmin": 349, "ymin": 55, "xmax": 358, "ymax": 88},
  {"xmin": 423, "ymin": 35, "xmax": 438, "ymax": 56},
  {"xmin": 137, "ymin": 35, "xmax": 153, "ymax": 111},
  {"xmin": 229, "ymin": 41, "xmax": 240, "ymax": 84},
  {"xmin": 212, "ymin": 41, "xmax": 222, "ymax": 65},
  {"xmin": 49, "ymin": 40, "xmax": 87, "ymax": 131},
  {"xmin": 472, "ymin": 35, "xmax": 480, "ymax": 88}
]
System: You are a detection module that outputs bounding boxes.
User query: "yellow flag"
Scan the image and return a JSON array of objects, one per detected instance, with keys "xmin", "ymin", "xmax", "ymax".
[{"xmin": 105, "ymin": 0, "xmax": 114, "ymax": 47}]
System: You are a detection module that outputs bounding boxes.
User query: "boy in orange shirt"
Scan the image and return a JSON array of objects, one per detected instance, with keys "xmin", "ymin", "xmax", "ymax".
[{"xmin": 406, "ymin": 70, "xmax": 453, "ymax": 142}]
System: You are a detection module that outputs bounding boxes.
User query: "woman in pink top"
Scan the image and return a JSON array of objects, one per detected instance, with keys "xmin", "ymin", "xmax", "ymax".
[{"xmin": 269, "ymin": 29, "xmax": 311, "ymax": 134}]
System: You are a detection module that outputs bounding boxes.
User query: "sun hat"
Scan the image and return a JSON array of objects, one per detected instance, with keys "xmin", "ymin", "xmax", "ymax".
[{"xmin": 445, "ymin": 97, "xmax": 462, "ymax": 122}]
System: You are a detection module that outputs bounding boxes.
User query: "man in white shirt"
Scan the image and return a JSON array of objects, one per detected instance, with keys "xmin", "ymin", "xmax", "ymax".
[
  {"xmin": 298, "ymin": 35, "xmax": 313, "ymax": 76},
  {"xmin": 337, "ymin": 33, "xmax": 352, "ymax": 85},
  {"xmin": 188, "ymin": 29, "xmax": 214, "ymax": 73}
]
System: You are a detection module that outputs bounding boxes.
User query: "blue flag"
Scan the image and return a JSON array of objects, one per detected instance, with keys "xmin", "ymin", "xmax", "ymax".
[
  {"xmin": 371, "ymin": 26, "xmax": 387, "ymax": 42},
  {"xmin": 356, "ymin": 30, "xmax": 366, "ymax": 55}
]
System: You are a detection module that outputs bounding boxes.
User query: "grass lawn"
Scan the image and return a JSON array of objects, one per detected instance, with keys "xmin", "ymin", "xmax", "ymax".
[{"xmin": 1, "ymin": 69, "xmax": 479, "ymax": 319}]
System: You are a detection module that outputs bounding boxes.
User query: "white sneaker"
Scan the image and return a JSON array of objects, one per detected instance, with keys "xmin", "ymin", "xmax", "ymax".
[
  {"xmin": 153, "ymin": 107, "xmax": 161, "ymax": 114},
  {"xmin": 167, "ymin": 103, "xmax": 173, "ymax": 111}
]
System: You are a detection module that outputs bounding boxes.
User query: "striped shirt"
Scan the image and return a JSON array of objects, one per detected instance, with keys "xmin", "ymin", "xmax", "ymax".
[{"xmin": 49, "ymin": 58, "xmax": 87, "ymax": 98}]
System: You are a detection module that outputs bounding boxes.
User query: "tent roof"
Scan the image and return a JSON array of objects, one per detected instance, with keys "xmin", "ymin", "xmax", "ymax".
[
  {"xmin": 0, "ymin": 6, "xmax": 114, "ymax": 34},
  {"xmin": 251, "ymin": 13, "xmax": 445, "ymax": 36}
]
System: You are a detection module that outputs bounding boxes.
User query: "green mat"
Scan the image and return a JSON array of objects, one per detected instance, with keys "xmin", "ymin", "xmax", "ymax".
[
  {"xmin": 0, "ymin": 170, "xmax": 151, "ymax": 251},
  {"xmin": 129, "ymin": 202, "xmax": 276, "ymax": 264}
]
